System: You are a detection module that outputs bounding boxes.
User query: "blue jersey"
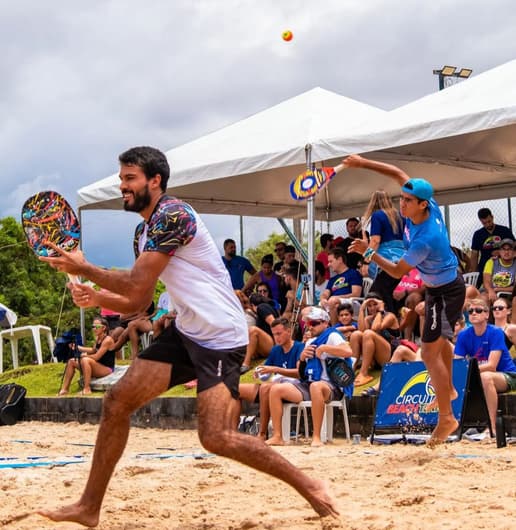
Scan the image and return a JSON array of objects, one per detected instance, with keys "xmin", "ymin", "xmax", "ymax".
[
  {"xmin": 370, "ymin": 210, "xmax": 403, "ymax": 243},
  {"xmin": 402, "ymin": 198, "xmax": 457, "ymax": 287},
  {"xmin": 454, "ymin": 324, "xmax": 516, "ymax": 373},
  {"xmin": 265, "ymin": 341, "xmax": 303, "ymax": 369},
  {"xmin": 326, "ymin": 268, "xmax": 363, "ymax": 296},
  {"xmin": 222, "ymin": 255, "xmax": 254, "ymax": 289}
]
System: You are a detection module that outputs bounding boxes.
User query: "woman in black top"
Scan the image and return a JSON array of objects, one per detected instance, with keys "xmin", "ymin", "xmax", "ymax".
[{"xmin": 58, "ymin": 317, "xmax": 116, "ymax": 395}]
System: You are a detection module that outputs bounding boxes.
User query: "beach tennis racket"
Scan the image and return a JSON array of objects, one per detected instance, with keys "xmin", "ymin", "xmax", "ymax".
[
  {"xmin": 289, "ymin": 163, "xmax": 345, "ymax": 201},
  {"xmin": 21, "ymin": 190, "xmax": 81, "ymax": 282}
]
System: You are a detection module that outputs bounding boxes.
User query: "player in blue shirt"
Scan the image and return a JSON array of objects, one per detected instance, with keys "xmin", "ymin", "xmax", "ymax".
[
  {"xmin": 454, "ymin": 298, "xmax": 516, "ymax": 435},
  {"xmin": 345, "ymin": 154, "xmax": 466, "ymax": 447}
]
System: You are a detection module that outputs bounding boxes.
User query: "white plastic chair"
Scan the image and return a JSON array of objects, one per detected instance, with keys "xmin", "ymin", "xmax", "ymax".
[
  {"xmin": 462, "ymin": 272, "xmax": 479, "ymax": 286},
  {"xmin": 349, "ymin": 276, "xmax": 373, "ymax": 318},
  {"xmin": 0, "ymin": 304, "xmax": 55, "ymax": 373},
  {"xmin": 281, "ymin": 395, "xmax": 350, "ymax": 442}
]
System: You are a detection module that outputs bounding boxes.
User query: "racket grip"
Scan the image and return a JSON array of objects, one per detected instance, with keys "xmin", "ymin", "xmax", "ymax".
[{"xmin": 67, "ymin": 274, "xmax": 80, "ymax": 284}]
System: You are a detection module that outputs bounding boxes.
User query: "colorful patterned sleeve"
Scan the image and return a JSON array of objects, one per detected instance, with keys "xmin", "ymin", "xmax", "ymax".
[{"xmin": 144, "ymin": 198, "xmax": 197, "ymax": 256}]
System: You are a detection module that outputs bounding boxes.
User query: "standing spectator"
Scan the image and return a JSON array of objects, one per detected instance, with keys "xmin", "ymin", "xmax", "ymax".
[
  {"xmin": 346, "ymin": 154, "xmax": 465, "ymax": 447},
  {"xmin": 360, "ymin": 189, "xmax": 405, "ymax": 313},
  {"xmin": 222, "ymin": 238, "xmax": 256, "ymax": 290},
  {"xmin": 482, "ymin": 238, "xmax": 516, "ymax": 304},
  {"xmin": 243, "ymin": 254, "xmax": 283, "ymax": 305},
  {"xmin": 280, "ymin": 245, "xmax": 307, "ymax": 276},
  {"xmin": 316, "ymin": 233, "xmax": 333, "ymax": 279},
  {"xmin": 337, "ymin": 217, "xmax": 369, "ymax": 270},
  {"xmin": 273, "ymin": 241, "xmax": 287, "ymax": 273},
  {"xmin": 319, "ymin": 247, "xmax": 363, "ymax": 324},
  {"xmin": 470, "ymin": 208, "xmax": 515, "ymax": 286},
  {"xmin": 454, "ymin": 298, "xmax": 516, "ymax": 437}
]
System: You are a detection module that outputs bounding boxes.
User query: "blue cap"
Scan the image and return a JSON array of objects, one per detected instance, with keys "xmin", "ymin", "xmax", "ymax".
[{"xmin": 401, "ymin": 178, "xmax": 433, "ymax": 201}]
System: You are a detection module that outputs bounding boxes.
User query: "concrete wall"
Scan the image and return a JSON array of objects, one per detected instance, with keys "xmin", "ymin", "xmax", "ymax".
[{"xmin": 21, "ymin": 394, "xmax": 515, "ymax": 437}]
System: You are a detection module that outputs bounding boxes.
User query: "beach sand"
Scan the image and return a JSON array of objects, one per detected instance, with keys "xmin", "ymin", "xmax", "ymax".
[{"xmin": 0, "ymin": 421, "xmax": 514, "ymax": 529}]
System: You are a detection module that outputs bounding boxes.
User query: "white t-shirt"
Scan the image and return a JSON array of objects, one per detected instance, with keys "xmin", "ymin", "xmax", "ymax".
[{"xmin": 135, "ymin": 196, "xmax": 248, "ymax": 349}]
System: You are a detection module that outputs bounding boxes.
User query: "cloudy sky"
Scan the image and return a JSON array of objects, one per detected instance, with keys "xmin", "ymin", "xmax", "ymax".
[{"xmin": 2, "ymin": 0, "xmax": 515, "ymax": 267}]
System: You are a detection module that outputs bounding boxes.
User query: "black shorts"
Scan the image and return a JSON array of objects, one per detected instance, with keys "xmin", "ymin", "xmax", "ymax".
[
  {"xmin": 423, "ymin": 275, "xmax": 465, "ymax": 343},
  {"xmin": 138, "ymin": 322, "xmax": 246, "ymax": 399},
  {"xmin": 290, "ymin": 380, "xmax": 343, "ymax": 402}
]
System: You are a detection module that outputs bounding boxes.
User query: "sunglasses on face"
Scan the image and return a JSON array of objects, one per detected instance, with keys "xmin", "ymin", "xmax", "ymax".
[
  {"xmin": 92, "ymin": 324, "xmax": 104, "ymax": 329},
  {"xmin": 492, "ymin": 305, "xmax": 507, "ymax": 311},
  {"xmin": 467, "ymin": 308, "xmax": 487, "ymax": 315},
  {"xmin": 257, "ymin": 289, "xmax": 268, "ymax": 294},
  {"xmin": 307, "ymin": 320, "xmax": 323, "ymax": 327}
]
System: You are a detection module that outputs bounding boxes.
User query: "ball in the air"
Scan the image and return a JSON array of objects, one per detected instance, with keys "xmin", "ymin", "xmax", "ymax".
[{"xmin": 282, "ymin": 30, "xmax": 293, "ymax": 41}]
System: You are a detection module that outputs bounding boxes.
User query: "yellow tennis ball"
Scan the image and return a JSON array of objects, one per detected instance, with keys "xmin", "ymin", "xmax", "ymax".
[{"xmin": 282, "ymin": 30, "xmax": 293, "ymax": 42}]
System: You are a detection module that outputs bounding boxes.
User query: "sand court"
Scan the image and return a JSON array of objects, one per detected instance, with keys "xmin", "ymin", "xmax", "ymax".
[{"xmin": 0, "ymin": 421, "xmax": 514, "ymax": 529}]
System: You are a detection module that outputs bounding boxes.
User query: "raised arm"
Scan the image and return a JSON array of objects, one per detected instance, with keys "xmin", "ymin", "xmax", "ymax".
[{"xmin": 342, "ymin": 154, "xmax": 410, "ymax": 186}]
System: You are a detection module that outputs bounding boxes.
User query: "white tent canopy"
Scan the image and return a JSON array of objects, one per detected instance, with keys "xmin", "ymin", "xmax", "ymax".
[
  {"xmin": 78, "ymin": 60, "xmax": 516, "ymax": 221},
  {"xmin": 77, "ymin": 87, "xmax": 387, "ymax": 218}
]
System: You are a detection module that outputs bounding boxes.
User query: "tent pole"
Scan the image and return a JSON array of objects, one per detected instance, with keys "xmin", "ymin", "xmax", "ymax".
[
  {"xmin": 305, "ymin": 144, "xmax": 314, "ymax": 305},
  {"xmin": 78, "ymin": 209, "xmax": 85, "ymax": 342}
]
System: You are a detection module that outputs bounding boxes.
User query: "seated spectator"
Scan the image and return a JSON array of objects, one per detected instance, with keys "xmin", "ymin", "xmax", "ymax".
[
  {"xmin": 255, "ymin": 282, "xmax": 282, "ymax": 313},
  {"xmin": 491, "ymin": 297, "xmax": 516, "ymax": 354},
  {"xmin": 243, "ymin": 254, "xmax": 283, "ymax": 306},
  {"xmin": 124, "ymin": 292, "xmax": 171, "ymax": 360},
  {"xmin": 240, "ymin": 293, "xmax": 280, "ymax": 374},
  {"xmin": 350, "ymin": 292, "xmax": 400, "ymax": 387},
  {"xmin": 482, "ymin": 238, "xmax": 516, "ymax": 304},
  {"xmin": 111, "ymin": 302, "xmax": 155, "ymax": 359},
  {"xmin": 57, "ymin": 317, "xmax": 116, "ymax": 396},
  {"xmin": 316, "ymin": 233, "xmax": 333, "ymax": 279},
  {"xmin": 293, "ymin": 261, "xmax": 329, "ymax": 325},
  {"xmin": 234, "ymin": 289, "xmax": 257, "ymax": 328},
  {"xmin": 454, "ymin": 298, "xmax": 516, "ymax": 437},
  {"xmin": 334, "ymin": 302, "xmax": 357, "ymax": 341},
  {"xmin": 265, "ymin": 307, "xmax": 353, "ymax": 447},
  {"xmin": 319, "ymin": 247, "xmax": 362, "ymax": 324},
  {"xmin": 238, "ymin": 318, "xmax": 303, "ymax": 439},
  {"xmin": 393, "ymin": 268, "xmax": 425, "ymax": 340}
]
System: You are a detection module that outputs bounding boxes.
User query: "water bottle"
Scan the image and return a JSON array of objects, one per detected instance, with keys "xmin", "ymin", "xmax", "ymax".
[{"xmin": 495, "ymin": 409, "xmax": 506, "ymax": 448}]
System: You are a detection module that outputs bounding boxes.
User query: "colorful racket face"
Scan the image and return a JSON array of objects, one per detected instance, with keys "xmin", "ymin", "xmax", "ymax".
[
  {"xmin": 289, "ymin": 166, "xmax": 337, "ymax": 200},
  {"xmin": 21, "ymin": 191, "xmax": 81, "ymax": 258}
]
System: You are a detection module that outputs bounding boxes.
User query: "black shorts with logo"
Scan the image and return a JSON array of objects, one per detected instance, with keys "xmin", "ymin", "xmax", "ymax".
[
  {"xmin": 423, "ymin": 275, "xmax": 465, "ymax": 343},
  {"xmin": 138, "ymin": 322, "xmax": 246, "ymax": 399}
]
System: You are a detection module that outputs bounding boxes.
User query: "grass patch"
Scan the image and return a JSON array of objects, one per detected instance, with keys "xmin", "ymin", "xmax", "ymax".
[{"xmin": 0, "ymin": 359, "xmax": 382, "ymax": 398}]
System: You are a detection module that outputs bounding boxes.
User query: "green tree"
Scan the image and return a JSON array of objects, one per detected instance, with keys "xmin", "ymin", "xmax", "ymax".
[{"xmin": 244, "ymin": 230, "xmax": 322, "ymax": 269}]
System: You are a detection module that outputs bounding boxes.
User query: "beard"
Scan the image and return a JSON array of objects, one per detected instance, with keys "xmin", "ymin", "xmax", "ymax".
[{"xmin": 123, "ymin": 184, "xmax": 152, "ymax": 212}]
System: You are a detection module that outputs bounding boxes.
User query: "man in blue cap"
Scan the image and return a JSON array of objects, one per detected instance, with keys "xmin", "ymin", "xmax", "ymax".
[{"xmin": 344, "ymin": 154, "xmax": 465, "ymax": 448}]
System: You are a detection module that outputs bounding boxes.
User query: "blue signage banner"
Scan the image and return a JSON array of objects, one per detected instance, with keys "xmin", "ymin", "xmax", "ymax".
[{"xmin": 373, "ymin": 359, "xmax": 470, "ymax": 430}]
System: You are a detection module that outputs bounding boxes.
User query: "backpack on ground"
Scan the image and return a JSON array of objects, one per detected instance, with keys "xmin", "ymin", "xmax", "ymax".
[{"xmin": 0, "ymin": 383, "xmax": 27, "ymax": 426}]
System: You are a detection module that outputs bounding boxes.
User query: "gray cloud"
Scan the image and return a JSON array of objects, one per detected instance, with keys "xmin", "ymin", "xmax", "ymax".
[{"xmin": 1, "ymin": 0, "xmax": 515, "ymax": 266}]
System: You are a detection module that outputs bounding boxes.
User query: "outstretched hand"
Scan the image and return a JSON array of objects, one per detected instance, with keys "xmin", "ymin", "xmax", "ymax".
[
  {"xmin": 38, "ymin": 241, "xmax": 87, "ymax": 276},
  {"xmin": 341, "ymin": 154, "xmax": 366, "ymax": 168}
]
